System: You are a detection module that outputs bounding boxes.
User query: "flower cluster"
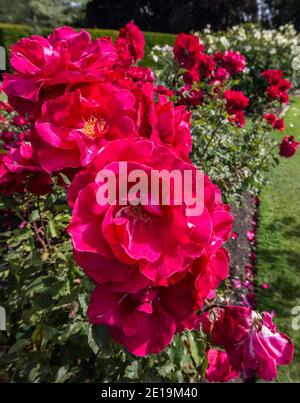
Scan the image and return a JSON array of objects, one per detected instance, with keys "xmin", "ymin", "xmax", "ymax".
[
  {"xmin": 202, "ymin": 306, "xmax": 294, "ymax": 382},
  {"xmin": 261, "ymin": 69, "xmax": 292, "ymax": 105},
  {"xmin": 172, "ymin": 33, "xmax": 249, "ymax": 123},
  {"xmin": 2, "ymin": 23, "xmax": 235, "ymax": 357},
  {"xmin": 198, "ymin": 23, "xmax": 300, "ymax": 96},
  {"xmin": 0, "ymin": 95, "xmax": 53, "ymax": 195}
]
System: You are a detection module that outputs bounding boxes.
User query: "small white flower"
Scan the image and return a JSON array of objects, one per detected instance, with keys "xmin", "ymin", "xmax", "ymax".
[{"xmin": 220, "ymin": 36, "xmax": 230, "ymax": 49}]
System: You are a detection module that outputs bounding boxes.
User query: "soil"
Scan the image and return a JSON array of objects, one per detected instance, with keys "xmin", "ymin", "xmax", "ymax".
[{"xmin": 226, "ymin": 192, "xmax": 258, "ymax": 307}]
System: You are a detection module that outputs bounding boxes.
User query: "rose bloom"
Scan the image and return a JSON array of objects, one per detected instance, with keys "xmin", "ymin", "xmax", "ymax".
[
  {"xmin": 225, "ymin": 90, "xmax": 250, "ymax": 114},
  {"xmin": 263, "ymin": 113, "xmax": 277, "ymax": 126},
  {"xmin": 154, "ymin": 85, "xmax": 174, "ymax": 98},
  {"xmin": 206, "ymin": 349, "xmax": 239, "ymax": 383},
  {"xmin": 67, "ymin": 139, "xmax": 233, "ymax": 355},
  {"xmin": 173, "ymin": 33, "xmax": 205, "ymax": 69},
  {"xmin": 279, "ymin": 135, "xmax": 299, "ymax": 158},
  {"xmin": 87, "ymin": 274, "xmax": 198, "ymax": 356},
  {"xmin": 197, "ymin": 54, "xmax": 216, "ymax": 79},
  {"xmin": 33, "ymin": 83, "xmax": 139, "ymax": 172},
  {"xmin": 178, "ymin": 86, "xmax": 204, "ymax": 107},
  {"xmin": 279, "ymin": 78, "xmax": 292, "ymax": 93},
  {"xmin": 261, "ymin": 69, "xmax": 283, "ymax": 85},
  {"xmin": 200, "ymin": 306, "xmax": 294, "ymax": 381},
  {"xmin": 12, "ymin": 115, "xmax": 28, "ymax": 127},
  {"xmin": 2, "ymin": 26, "xmax": 117, "ymax": 117},
  {"xmin": 183, "ymin": 67, "xmax": 200, "ymax": 85},
  {"xmin": 221, "ymin": 51, "xmax": 246, "ymax": 76},
  {"xmin": 126, "ymin": 66, "xmax": 154, "ymax": 84},
  {"xmin": 0, "ymin": 141, "xmax": 53, "ymax": 196},
  {"xmin": 211, "ymin": 67, "xmax": 230, "ymax": 83},
  {"xmin": 116, "ymin": 21, "xmax": 145, "ymax": 66},
  {"xmin": 264, "ymin": 113, "xmax": 285, "ymax": 132},
  {"xmin": 273, "ymin": 118, "xmax": 285, "ymax": 132},
  {"xmin": 151, "ymin": 95, "xmax": 192, "ymax": 160},
  {"xmin": 68, "ymin": 138, "xmax": 233, "ymax": 286}
]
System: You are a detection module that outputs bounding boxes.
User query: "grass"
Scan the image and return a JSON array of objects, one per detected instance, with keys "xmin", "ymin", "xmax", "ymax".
[{"xmin": 256, "ymin": 96, "xmax": 300, "ymax": 383}]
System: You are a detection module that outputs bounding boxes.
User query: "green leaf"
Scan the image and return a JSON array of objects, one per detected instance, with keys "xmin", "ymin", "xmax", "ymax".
[
  {"xmin": 49, "ymin": 220, "xmax": 58, "ymax": 238},
  {"xmin": 91, "ymin": 324, "xmax": 109, "ymax": 349},
  {"xmin": 125, "ymin": 361, "xmax": 139, "ymax": 380},
  {"xmin": 188, "ymin": 331, "xmax": 200, "ymax": 367},
  {"xmin": 58, "ymin": 321, "xmax": 84, "ymax": 343},
  {"xmin": 8, "ymin": 339, "xmax": 30, "ymax": 355}
]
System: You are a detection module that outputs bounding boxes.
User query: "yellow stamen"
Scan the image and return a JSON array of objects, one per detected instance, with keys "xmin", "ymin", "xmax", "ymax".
[{"xmin": 82, "ymin": 116, "xmax": 107, "ymax": 139}]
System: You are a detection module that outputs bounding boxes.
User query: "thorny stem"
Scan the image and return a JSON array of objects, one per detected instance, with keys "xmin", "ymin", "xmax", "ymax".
[
  {"xmin": 23, "ymin": 189, "xmax": 47, "ymax": 253},
  {"xmin": 37, "ymin": 195, "xmax": 53, "ymax": 256},
  {"xmin": 200, "ymin": 114, "xmax": 224, "ymax": 160}
]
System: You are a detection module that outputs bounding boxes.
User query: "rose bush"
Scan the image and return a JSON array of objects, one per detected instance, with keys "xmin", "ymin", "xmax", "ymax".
[
  {"xmin": 150, "ymin": 33, "xmax": 297, "ymax": 204},
  {"xmin": 0, "ymin": 22, "xmax": 296, "ymax": 383}
]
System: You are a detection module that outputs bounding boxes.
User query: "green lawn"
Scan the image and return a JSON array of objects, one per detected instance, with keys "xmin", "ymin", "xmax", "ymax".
[{"xmin": 256, "ymin": 96, "xmax": 300, "ymax": 383}]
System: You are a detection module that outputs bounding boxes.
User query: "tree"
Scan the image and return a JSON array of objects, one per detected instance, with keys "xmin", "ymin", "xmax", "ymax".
[
  {"xmin": 264, "ymin": 0, "xmax": 300, "ymax": 30},
  {"xmin": 0, "ymin": 0, "xmax": 88, "ymax": 27},
  {"xmin": 86, "ymin": 0, "xmax": 259, "ymax": 32}
]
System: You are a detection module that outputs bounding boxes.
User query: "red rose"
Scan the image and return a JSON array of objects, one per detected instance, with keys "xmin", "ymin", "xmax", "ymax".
[
  {"xmin": 279, "ymin": 135, "xmax": 299, "ymax": 158},
  {"xmin": 221, "ymin": 51, "xmax": 246, "ymax": 76},
  {"xmin": 201, "ymin": 306, "xmax": 294, "ymax": 381},
  {"xmin": 264, "ymin": 114, "xmax": 285, "ymax": 131},
  {"xmin": 263, "ymin": 113, "xmax": 277, "ymax": 126},
  {"xmin": 116, "ymin": 21, "xmax": 145, "ymax": 65},
  {"xmin": 197, "ymin": 54, "xmax": 216, "ymax": 79},
  {"xmin": 178, "ymin": 85, "xmax": 204, "ymax": 107},
  {"xmin": 225, "ymin": 90, "xmax": 249, "ymax": 114},
  {"xmin": 2, "ymin": 27, "xmax": 117, "ymax": 118},
  {"xmin": 154, "ymin": 85, "xmax": 175, "ymax": 98},
  {"xmin": 0, "ymin": 141, "xmax": 53, "ymax": 196},
  {"xmin": 261, "ymin": 69, "xmax": 283, "ymax": 85},
  {"xmin": 206, "ymin": 349, "xmax": 239, "ymax": 382},
  {"xmin": 173, "ymin": 33, "xmax": 204, "ymax": 69},
  {"xmin": 151, "ymin": 95, "xmax": 192, "ymax": 160},
  {"xmin": 273, "ymin": 118, "xmax": 285, "ymax": 132}
]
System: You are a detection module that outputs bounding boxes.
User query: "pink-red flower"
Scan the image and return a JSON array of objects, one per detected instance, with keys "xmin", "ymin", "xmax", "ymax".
[
  {"xmin": 201, "ymin": 306, "xmax": 294, "ymax": 381},
  {"xmin": 116, "ymin": 21, "xmax": 145, "ymax": 66},
  {"xmin": 261, "ymin": 69, "xmax": 283, "ymax": 85},
  {"xmin": 67, "ymin": 138, "xmax": 233, "ymax": 355},
  {"xmin": 221, "ymin": 51, "xmax": 246, "ymax": 76},
  {"xmin": 33, "ymin": 84, "xmax": 138, "ymax": 172},
  {"xmin": 206, "ymin": 349, "xmax": 239, "ymax": 382},
  {"xmin": 178, "ymin": 86, "xmax": 204, "ymax": 107},
  {"xmin": 225, "ymin": 90, "xmax": 250, "ymax": 114},
  {"xmin": 173, "ymin": 33, "xmax": 204, "ymax": 69},
  {"xmin": 211, "ymin": 67, "xmax": 230, "ymax": 84},
  {"xmin": 225, "ymin": 90, "xmax": 249, "ymax": 128},
  {"xmin": 263, "ymin": 113, "xmax": 276, "ymax": 126},
  {"xmin": 197, "ymin": 54, "xmax": 216, "ymax": 79},
  {"xmin": 87, "ymin": 274, "xmax": 197, "ymax": 356},
  {"xmin": 0, "ymin": 141, "xmax": 53, "ymax": 195},
  {"xmin": 262, "ymin": 70, "xmax": 292, "ymax": 105},
  {"xmin": 2, "ymin": 26, "xmax": 117, "ymax": 117},
  {"xmin": 151, "ymin": 95, "xmax": 192, "ymax": 159},
  {"xmin": 68, "ymin": 138, "xmax": 233, "ymax": 288},
  {"xmin": 279, "ymin": 135, "xmax": 299, "ymax": 158},
  {"xmin": 154, "ymin": 85, "xmax": 174, "ymax": 98}
]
